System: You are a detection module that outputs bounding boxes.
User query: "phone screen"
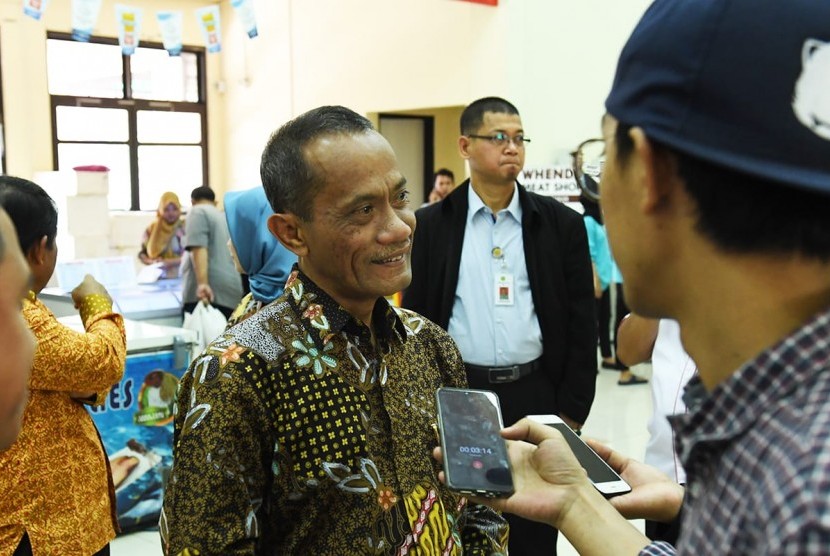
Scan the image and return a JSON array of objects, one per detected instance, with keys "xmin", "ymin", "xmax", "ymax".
[
  {"xmin": 436, "ymin": 388, "xmax": 514, "ymax": 497},
  {"xmin": 549, "ymin": 423, "xmax": 623, "ymax": 483}
]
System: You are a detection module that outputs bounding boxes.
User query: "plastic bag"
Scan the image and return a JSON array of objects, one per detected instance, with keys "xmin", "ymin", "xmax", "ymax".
[{"xmin": 183, "ymin": 301, "xmax": 228, "ymax": 353}]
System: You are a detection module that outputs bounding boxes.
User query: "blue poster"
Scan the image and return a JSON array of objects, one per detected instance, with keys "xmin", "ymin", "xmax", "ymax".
[{"xmin": 88, "ymin": 350, "xmax": 189, "ymax": 532}]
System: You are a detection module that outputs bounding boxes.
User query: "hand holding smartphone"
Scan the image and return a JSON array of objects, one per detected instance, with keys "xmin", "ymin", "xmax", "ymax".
[
  {"xmin": 527, "ymin": 414, "xmax": 631, "ymax": 497},
  {"xmin": 435, "ymin": 387, "xmax": 514, "ymax": 498}
]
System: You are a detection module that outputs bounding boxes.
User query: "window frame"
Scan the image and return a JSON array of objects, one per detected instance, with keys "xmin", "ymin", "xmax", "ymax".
[{"xmin": 47, "ymin": 32, "xmax": 208, "ymax": 211}]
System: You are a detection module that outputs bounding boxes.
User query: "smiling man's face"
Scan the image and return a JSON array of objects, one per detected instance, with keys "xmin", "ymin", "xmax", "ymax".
[{"xmin": 294, "ymin": 130, "xmax": 415, "ymax": 316}]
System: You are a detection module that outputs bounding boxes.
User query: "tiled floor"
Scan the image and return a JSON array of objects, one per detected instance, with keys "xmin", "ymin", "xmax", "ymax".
[{"xmin": 112, "ymin": 361, "xmax": 654, "ymax": 555}]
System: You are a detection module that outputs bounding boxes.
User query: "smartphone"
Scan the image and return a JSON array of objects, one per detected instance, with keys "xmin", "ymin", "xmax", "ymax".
[
  {"xmin": 527, "ymin": 414, "xmax": 631, "ymax": 497},
  {"xmin": 435, "ymin": 387, "xmax": 514, "ymax": 498}
]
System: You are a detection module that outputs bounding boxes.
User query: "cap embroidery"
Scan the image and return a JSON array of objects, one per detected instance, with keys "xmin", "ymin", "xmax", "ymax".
[{"xmin": 793, "ymin": 39, "xmax": 830, "ymax": 141}]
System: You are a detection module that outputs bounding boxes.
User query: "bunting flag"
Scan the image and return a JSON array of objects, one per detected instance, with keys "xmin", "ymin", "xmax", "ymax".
[
  {"xmin": 231, "ymin": 0, "xmax": 258, "ymax": 39},
  {"xmin": 22, "ymin": 0, "xmax": 49, "ymax": 20},
  {"xmin": 115, "ymin": 5, "xmax": 143, "ymax": 55},
  {"xmin": 458, "ymin": 0, "xmax": 498, "ymax": 5},
  {"xmin": 71, "ymin": 0, "xmax": 103, "ymax": 41},
  {"xmin": 156, "ymin": 11, "xmax": 183, "ymax": 56},
  {"xmin": 195, "ymin": 5, "xmax": 222, "ymax": 54}
]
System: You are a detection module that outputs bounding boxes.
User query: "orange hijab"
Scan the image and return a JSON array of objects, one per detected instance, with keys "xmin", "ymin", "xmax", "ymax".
[{"xmin": 146, "ymin": 192, "xmax": 182, "ymax": 259}]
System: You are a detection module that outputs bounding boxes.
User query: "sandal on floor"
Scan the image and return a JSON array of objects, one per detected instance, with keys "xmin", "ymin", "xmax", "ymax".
[{"xmin": 618, "ymin": 375, "xmax": 648, "ymax": 386}]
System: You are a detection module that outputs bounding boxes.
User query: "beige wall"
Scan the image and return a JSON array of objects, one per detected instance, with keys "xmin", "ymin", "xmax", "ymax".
[
  {"xmin": 0, "ymin": 0, "xmax": 653, "ymax": 204},
  {"xmin": 390, "ymin": 106, "xmax": 466, "ymax": 190}
]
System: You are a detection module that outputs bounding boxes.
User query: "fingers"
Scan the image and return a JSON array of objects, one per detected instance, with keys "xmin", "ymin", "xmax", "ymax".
[
  {"xmin": 585, "ymin": 438, "xmax": 628, "ymax": 474},
  {"xmin": 501, "ymin": 418, "xmax": 562, "ymax": 445}
]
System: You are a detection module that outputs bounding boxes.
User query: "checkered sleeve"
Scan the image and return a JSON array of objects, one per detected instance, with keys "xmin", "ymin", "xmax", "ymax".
[{"xmin": 639, "ymin": 541, "xmax": 677, "ymax": 555}]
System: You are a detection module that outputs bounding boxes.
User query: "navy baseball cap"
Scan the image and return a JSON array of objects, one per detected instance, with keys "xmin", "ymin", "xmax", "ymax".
[{"xmin": 605, "ymin": 0, "xmax": 830, "ymax": 194}]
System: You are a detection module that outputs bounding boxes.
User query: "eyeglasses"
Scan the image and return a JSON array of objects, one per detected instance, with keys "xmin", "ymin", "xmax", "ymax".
[{"xmin": 467, "ymin": 132, "xmax": 530, "ymax": 147}]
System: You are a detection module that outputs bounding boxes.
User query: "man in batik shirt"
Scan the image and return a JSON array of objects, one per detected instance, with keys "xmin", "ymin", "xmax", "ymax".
[{"xmin": 161, "ymin": 106, "xmax": 509, "ymax": 555}]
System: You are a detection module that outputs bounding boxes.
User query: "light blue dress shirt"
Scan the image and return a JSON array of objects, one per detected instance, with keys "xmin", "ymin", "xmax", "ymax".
[{"xmin": 447, "ymin": 184, "xmax": 544, "ymax": 366}]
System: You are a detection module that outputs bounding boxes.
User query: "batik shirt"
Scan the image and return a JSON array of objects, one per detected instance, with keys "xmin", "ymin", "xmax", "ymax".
[
  {"xmin": 641, "ymin": 305, "xmax": 830, "ymax": 555},
  {"xmin": 0, "ymin": 293, "xmax": 126, "ymax": 554},
  {"xmin": 225, "ymin": 292, "xmax": 265, "ymax": 329},
  {"xmin": 161, "ymin": 269, "xmax": 509, "ymax": 555}
]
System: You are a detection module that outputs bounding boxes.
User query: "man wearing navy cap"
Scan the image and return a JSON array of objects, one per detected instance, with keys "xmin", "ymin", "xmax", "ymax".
[{"xmin": 462, "ymin": 0, "xmax": 830, "ymax": 554}]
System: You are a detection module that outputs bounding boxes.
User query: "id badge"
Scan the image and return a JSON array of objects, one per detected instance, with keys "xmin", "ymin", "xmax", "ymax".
[{"xmin": 494, "ymin": 273, "xmax": 514, "ymax": 306}]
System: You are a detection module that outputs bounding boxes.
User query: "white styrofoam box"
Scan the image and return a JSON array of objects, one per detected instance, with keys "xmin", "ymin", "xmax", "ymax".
[
  {"xmin": 75, "ymin": 170, "xmax": 110, "ymax": 196},
  {"xmin": 66, "ymin": 195, "xmax": 110, "ymax": 236},
  {"xmin": 109, "ymin": 211, "xmax": 156, "ymax": 249},
  {"xmin": 71, "ymin": 236, "xmax": 112, "ymax": 259}
]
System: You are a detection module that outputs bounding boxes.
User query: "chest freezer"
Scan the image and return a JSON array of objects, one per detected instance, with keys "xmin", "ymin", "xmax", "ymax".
[
  {"xmin": 59, "ymin": 316, "xmax": 198, "ymax": 532},
  {"xmin": 43, "ymin": 278, "xmax": 184, "ymax": 328}
]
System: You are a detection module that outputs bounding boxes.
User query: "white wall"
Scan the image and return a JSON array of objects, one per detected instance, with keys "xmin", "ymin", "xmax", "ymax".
[{"xmin": 220, "ymin": 0, "xmax": 653, "ymax": 189}]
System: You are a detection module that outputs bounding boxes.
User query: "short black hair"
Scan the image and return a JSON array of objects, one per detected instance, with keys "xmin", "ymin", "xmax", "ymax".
[
  {"xmin": 191, "ymin": 186, "xmax": 216, "ymax": 203},
  {"xmin": 460, "ymin": 97, "xmax": 520, "ymax": 135},
  {"xmin": 614, "ymin": 122, "xmax": 830, "ymax": 261},
  {"xmin": 0, "ymin": 176, "xmax": 58, "ymax": 255},
  {"xmin": 260, "ymin": 105, "xmax": 374, "ymax": 221},
  {"xmin": 434, "ymin": 168, "xmax": 454, "ymax": 182}
]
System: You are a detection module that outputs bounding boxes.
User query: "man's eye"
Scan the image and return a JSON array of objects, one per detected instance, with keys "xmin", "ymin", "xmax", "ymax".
[
  {"xmin": 493, "ymin": 132, "xmax": 508, "ymax": 141},
  {"xmin": 397, "ymin": 190, "xmax": 411, "ymax": 203},
  {"xmin": 357, "ymin": 205, "xmax": 373, "ymax": 215}
]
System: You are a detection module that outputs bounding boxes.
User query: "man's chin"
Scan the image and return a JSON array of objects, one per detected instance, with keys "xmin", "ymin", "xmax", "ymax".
[
  {"xmin": 374, "ymin": 270, "xmax": 411, "ymax": 299},
  {"xmin": 504, "ymin": 167, "xmax": 521, "ymax": 181}
]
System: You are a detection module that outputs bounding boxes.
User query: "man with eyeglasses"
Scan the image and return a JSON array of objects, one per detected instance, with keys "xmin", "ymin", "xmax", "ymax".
[{"xmin": 404, "ymin": 96, "xmax": 597, "ymax": 555}]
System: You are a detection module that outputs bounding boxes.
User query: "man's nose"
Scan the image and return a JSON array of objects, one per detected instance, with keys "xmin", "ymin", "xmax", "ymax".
[
  {"xmin": 380, "ymin": 208, "xmax": 414, "ymax": 243},
  {"xmin": 504, "ymin": 138, "xmax": 521, "ymax": 152}
]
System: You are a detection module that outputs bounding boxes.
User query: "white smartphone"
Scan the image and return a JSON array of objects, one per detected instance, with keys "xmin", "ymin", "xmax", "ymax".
[
  {"xmin": 435, "ymin": 387, "xmax": 514, "ymax": 498},
  {"xmin": 527, "ymin": 414, "xmax": 631, "ymax": 497}
]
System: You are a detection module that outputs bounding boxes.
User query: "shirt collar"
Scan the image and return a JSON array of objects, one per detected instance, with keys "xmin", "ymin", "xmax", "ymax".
[
  {"xmin": 283, "ymin": 265, "xmax": 408, "ymax": 351},
  {"xmin": 467, "ymin": 181, "xmax": 522, "ymax": 223},
  {"xmin": 671, "ymin": 304, "xmax": 830, "ymax": 464}
]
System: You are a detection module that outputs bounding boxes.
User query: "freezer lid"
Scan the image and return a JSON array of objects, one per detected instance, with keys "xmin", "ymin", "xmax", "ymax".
[{"xmin": 58, "ymin": 315, "xmax": 198, "ymax": 352}]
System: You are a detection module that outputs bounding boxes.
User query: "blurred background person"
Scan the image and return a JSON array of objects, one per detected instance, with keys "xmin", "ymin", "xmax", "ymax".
[
  {"xmin": 423, "ymin": 168, "xmax": 455, "ymax": 206},
  {"xmin": 138, "ymin": 192, "xmax": 185, "ymax": 279},
  {"xmin": 617, "ymin": 314, "xmax": 696, "ymax": 544},
  {"xmin": 180, "ymin": 186, "xmax": 243, "ymax": 320},
  {"xmin": 0, "ymin": 176, "xmax": 126, "ymax": 556},
  {"xmin": 578, "ymin": 190, "xmax": 614, "ymax": 365},
  {"xmin": 0, "ymin": 208, "xmax": 36, "ymax": 451},
  {"xmin": 608, "ymin": 259, "xmax": 647, "ymax": 385},
  {"xmin": 224, "ymin": 186, "xmax": 297, "ymax": 327}
]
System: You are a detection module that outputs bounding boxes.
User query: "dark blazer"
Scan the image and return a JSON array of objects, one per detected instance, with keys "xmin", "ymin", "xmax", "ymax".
[{"xmin": 403, "ymin": 180, "xmax": 597, "ymax": 423}]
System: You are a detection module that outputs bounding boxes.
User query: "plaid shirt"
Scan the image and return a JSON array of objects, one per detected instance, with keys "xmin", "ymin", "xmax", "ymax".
[{"xmin": 641, "ymin": 306, "xmax": 830, "ymax": 555}]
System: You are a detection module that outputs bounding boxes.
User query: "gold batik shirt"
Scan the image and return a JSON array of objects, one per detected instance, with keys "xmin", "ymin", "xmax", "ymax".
[
  {"xmin": 0, "ymin": 293, "xmax": 126, "ymax": 554},
  {"xmin": 161, "ymin": 269, "xmax": 509, "ymax": 555}
]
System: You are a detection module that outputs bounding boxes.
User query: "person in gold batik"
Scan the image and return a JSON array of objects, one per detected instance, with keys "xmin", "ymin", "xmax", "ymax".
[{"xmin": 0, "ymin": 177, "xmax": 126, "ymax": 555}]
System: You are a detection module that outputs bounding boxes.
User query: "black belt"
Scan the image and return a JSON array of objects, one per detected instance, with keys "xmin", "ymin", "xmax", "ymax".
[{"xmin": 464, "ymin": 358, "xmax": 541, "ymax": 384}]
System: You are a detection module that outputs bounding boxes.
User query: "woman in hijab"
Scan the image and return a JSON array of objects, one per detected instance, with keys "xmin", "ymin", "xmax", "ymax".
[
  {"xmin": 139, "ymin": 192, "xmax": 186, "ymax": 279},
  {"xmin": 224, "ymin": 186, "xmax": 297, "ymax": 328}
]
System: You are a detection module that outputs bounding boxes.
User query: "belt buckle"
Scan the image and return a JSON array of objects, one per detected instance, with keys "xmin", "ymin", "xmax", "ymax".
[{"xmin": 489, "ymin": 365, "xmax": 520, "ymax": 383}]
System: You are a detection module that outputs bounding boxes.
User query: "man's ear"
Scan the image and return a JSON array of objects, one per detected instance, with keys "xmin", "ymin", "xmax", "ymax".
[
  {"xmin": 26, "ymin": 236, "xmax": 49, "ymax": 267},
  {"xmin": 268, "ymin": 213, "xmax": 309, "ymax": 257},
  {"xmin": 458, "ymin": 135, "xmax": 472, "ymax": 160},
  {"xmin": 630, "ymin": 127, "xmax": 677, "ymax": 215}
]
